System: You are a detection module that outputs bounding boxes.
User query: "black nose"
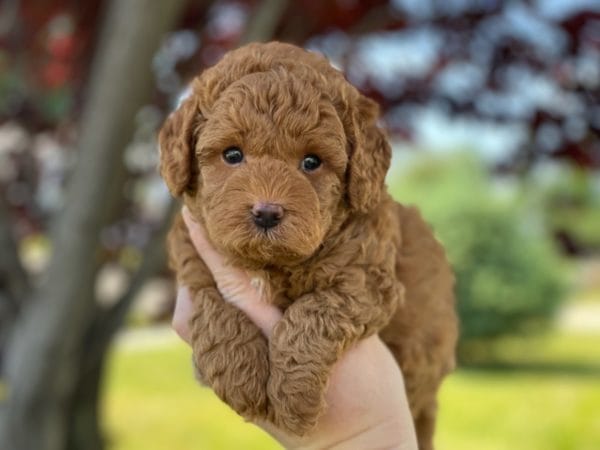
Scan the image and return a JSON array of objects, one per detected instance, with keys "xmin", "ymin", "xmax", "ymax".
[{"xmin": 252, "ymin": 203, "xmax": 284, "ymax": 230}]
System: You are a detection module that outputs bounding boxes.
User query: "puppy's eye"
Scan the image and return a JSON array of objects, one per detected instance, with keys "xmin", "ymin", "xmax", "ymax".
[
  {"xmin": 301, "ymin": 154, "xmax": 321, "ymax": 172},
  {"xmin": 223, "ymin": 147, "xmax": 244, "ymax": 165}
]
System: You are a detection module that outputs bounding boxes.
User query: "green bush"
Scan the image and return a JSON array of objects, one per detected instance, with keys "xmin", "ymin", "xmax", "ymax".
[
  {"xmin": 389, "ymin": 152, "xmax": 565, "ymax": 346},
  {"xmin": 534, "ymin": 166, "xmax": 600, "ymax": 251}
]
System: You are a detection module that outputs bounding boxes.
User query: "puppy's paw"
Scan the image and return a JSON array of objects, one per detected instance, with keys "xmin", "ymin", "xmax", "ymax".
[
  {"xmin": 267, "ymin": 365, "xmax": 326, "ymax": 436},
  {"xmin": 194, "ymin": 333, "xmax": 270, "ymax": 420}
]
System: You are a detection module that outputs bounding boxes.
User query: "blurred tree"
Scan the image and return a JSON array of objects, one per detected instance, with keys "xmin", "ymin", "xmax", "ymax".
[
  {"xmin": 2, "ymin": 0, "xmax": 597, "ymax": 168},
  {"xmin": 538, "ymin": 167, "xmax": 600, "ymax": 255},
  {"xmin": 0, "ymin": 1, "xmax": 186, "ymax": 449},
  {"xmin": 0, "ymin": 194, "xmax": 29, "ymax": 367}
]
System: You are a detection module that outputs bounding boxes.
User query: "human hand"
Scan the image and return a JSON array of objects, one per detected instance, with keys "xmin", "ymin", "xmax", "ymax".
[{"xmin": 173, "ymin": 207, "xmax": 418, "ymax": 450}]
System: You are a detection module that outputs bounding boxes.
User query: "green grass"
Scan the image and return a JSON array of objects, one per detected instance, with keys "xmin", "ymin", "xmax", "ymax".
[
  {"xmin": 104, "ymin": 331, "xmax": 600, "ymax": 450},
  {"xmin": 103, "ymin": 339, "xmax": 280, "ymax": 450},
  {"xmin": 569, "ymin": 286, "xmax": 600, "ymax": 305},
  {"xmin": 437, "ymin": 370, "xmax": 600, "ymax": 450}
]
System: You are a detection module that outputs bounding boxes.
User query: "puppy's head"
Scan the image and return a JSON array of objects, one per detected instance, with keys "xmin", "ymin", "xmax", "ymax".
[{"xmin": 159, "ymin": 42, "xmax": 391, "ymax": 268}]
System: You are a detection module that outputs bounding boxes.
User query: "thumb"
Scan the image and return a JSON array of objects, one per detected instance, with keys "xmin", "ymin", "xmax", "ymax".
[{"xmin": 181, "ymin": 207, "xmax": 283, "ymax": 336}]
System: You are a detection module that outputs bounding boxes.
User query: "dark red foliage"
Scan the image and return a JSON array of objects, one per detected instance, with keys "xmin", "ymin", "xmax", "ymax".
[
  {"xmin": 1, "ymin": 0, "xmax": 104, "ymax": 128},
  {"xmin": 1, "ymin": 0, "xmax": 598, "ymax": 169}
]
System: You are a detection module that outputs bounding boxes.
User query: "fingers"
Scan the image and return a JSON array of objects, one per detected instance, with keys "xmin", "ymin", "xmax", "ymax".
[
  {"xmin": 181, "ymin": 206, "xmax": 283, "ymax": 337},
  {"xmin": 173, "ymin": 286, "xmax": 193, "ymax": 344}
]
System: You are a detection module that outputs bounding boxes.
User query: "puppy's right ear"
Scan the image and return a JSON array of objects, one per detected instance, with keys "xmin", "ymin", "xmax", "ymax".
[{"xmin": 158, "ymin": 96, "xmax": 201, "ymax": 197}]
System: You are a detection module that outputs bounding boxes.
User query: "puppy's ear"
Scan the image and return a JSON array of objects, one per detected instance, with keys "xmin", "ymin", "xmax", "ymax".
[
  {"xmin": 346, "ymin": 96, "xmax": 391, "ymax": 214},
  {"xmin": 158, "ymin": 95, "xmax": 201, "ymax": 197}
]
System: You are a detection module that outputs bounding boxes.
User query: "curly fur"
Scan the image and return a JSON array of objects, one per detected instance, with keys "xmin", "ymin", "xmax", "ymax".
[{"xmin": 160, "ymin": 42, "xmax": 458, "ymax": 450}]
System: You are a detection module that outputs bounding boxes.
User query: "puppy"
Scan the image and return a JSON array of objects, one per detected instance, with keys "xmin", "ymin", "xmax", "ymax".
[{"xmin": 160, "ymin": 42, "xmax": 458, "ymax": 450}]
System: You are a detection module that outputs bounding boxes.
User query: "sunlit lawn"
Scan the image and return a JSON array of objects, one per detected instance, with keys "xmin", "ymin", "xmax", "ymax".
[
  {"xmin": 104, "ymin": 330, "xmax": 600, "ymax": 450},
  {"xmin": 437, "ymin": 332, "xmax": 600, "ymax": 450},
  {"xmin": 103, "ymin": 336, "xmax": 280, "ymax": 450}
]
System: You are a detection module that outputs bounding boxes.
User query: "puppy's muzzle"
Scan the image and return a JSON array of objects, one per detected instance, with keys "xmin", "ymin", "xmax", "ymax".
[{"xmin": 252, "ymin": 202, "xmax": 284, "ymax": 230}]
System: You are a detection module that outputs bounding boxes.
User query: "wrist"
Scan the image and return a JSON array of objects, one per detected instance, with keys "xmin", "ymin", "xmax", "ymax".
[
  {"xmin": 276, "ymin": 416, "xmax": 416, "ymax": 450},
  {"xmin": 315, "ymin": 417, "xmax": 416, "ymax": 450}
]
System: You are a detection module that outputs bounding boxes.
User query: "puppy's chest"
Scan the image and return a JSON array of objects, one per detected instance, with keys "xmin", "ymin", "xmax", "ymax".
[{"xmin": 250, "ymin": 268, "xmax": 317, "ymax": 310}]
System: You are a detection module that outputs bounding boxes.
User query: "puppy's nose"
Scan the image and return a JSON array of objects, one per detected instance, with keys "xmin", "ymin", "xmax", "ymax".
[{"xmin": 252, "ymin": 202, "xmax": 284, "ymax": 230}]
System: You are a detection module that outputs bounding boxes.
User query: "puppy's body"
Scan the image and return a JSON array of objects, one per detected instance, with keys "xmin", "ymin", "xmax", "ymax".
[{"xmin": 161, "ymin": 42, "xmax": 458, "ymax": 450}]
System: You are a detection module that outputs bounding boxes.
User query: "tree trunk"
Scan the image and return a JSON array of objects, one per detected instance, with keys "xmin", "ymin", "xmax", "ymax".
[
  {"xmin": 65, "ymin": 198, "xmax": 178, "ymax": 450},
  {"xmin": 66, "ymin": 351, "xmax": 105, "ymax": 450},
  {"xmin": 0, "ymin": 195, "xmax": 30, "ymax": 374},
  {"xmin": 0, "ymin": 1, "xmax": 185, "ymax": 449}
]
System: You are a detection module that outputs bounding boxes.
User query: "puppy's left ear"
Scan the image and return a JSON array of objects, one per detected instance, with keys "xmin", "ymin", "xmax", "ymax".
[
  {"xmin": 346, "ymin": 96, "xmax": 391, "ymax": 214},
  {"xmin": 158, "ymin": 95, "xmax": 201, "ymax": 197}
]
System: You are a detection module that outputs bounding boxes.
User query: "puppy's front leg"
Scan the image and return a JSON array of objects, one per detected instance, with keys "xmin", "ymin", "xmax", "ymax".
[
  {"xmin": 267, "ymin": 267, "xmax": 400, "ymax": 435},
  {"xmin": 188, "ymin": 286, "xmax": 270, "ymax": 420},
  {"xmin": 168, "ymin": 214, "xmax": 270, "ymax": 421}
]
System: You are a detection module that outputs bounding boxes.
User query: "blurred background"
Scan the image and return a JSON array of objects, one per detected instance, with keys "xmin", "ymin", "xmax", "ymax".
[{"xmin": 0, "ymin": 0, "xmax": 598, "ymax": 449}]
